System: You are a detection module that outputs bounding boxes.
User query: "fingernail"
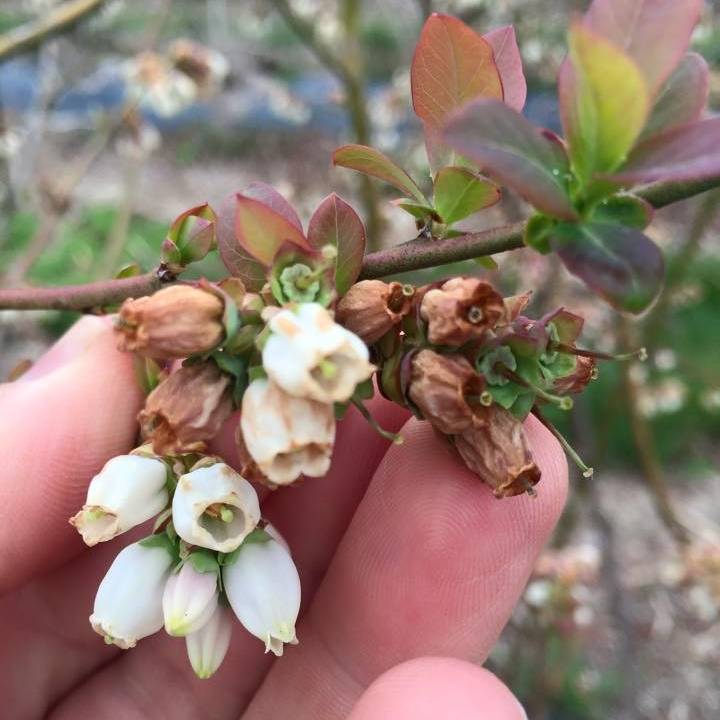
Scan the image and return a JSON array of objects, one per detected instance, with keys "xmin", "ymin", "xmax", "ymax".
[
  {"xmin": 515, "ymin": 698, "xmax": 529, "ymax": 719},
  {"xmin": 20, "ymin": 316, "xmax": 113, "ymax": 382}
]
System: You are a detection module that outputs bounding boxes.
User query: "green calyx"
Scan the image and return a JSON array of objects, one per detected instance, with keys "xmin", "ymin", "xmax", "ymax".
[{"xmin": 279, "ymin": 263, "xmax": 321, "ymax": 303}]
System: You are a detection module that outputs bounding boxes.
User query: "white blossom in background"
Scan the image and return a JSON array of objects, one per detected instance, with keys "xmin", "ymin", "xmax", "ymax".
[
  {"xmin": 172, "ymin": 463, "xmax": 260, "ymax": 553},
  {"xmin": 241, "ymin": 378, "xmax": 335, "ymax": 485},
  {"xmin": 224, "ymin": 535, "xmax": 301, "ymax": 656},
  {"xmin": 186, "ymin": 605, "xmax": 233, "ymax": 679},
  {"xmin": 90, "ymin": 541, "xmax": 174, "ymax": 649},
  {"xmin": 70, "ymin": 455, "xmax": 168, "ymax": 546},
  {"xmin": 262, "ymin": 303, "xmax": 374, "ymax": 403},
  {"xmin": 162, "ymin": 561, "xmax": 219, "ymax": 637}
]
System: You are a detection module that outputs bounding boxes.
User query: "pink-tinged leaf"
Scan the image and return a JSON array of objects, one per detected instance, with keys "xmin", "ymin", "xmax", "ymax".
[
  {"xmin": 411, "ymin": 13, "xmax": 503, "ymax": 168},
  {"xmin": 217, "ymin": 193, "xmax": 267, "ymax": 290},
  {"xmin": 641, "ymin": 53, "xmax": 709, "ymax": 140},
  {"xmin": 585, "ymin": 0, "xmax": 702, "ymax": 95},
  {"xmin": 242, "ymin": 181, "xmax": 304, "ymax": 232},
  {"xmin": 332, "ymin": 144, "xmax": 427, "ymax": 204},
  {"xmin": 307, "ymin": 193, "xmax": 366, "ymax": 295},
  {"xmin": 550, "ymin": 221, "xmax": 664, "ymax": 313},
  {"xmin": 234, "ymin": 194, "xmax": 310, "ymax": 266},
  {"xmin": 607, "ymin": 118, "xmax": 720, "ymax": 185},
  {"xmin": 484, "ymin": 25, "xmax": 527, "ymax": 112},
  {"xmin": 443, "ymin": 99, "xmax": 578, "ymax": 220}
]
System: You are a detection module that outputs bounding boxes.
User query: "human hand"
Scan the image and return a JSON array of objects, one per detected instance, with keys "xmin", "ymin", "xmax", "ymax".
[{"xmin": 0, "ymin": 317, "xmax": 567, "ymax": 719}]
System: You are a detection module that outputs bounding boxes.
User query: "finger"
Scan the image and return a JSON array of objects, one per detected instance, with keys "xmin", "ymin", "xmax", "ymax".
[
  {"xmin": 0, "ymin": 316, "xmax": 143, "ymax": 593},
  {"xmin": 243, "ymin": 414, "xmax": 567, "ymax": 719},
  {"xmin": 50, "ymin": 398, "xmax": 409, "ymax": 720},
  {"xmin": 348, "ymin": 657, "xmax": 527, "ymax": 720}
]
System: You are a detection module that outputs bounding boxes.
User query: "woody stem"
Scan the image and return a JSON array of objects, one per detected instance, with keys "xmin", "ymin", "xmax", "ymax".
[{"xmin": 0, "ymin": 175, "xmax": 718, "ymax": 311}]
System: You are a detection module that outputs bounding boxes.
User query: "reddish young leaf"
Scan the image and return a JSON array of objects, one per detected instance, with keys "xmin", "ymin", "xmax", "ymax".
[
  {"xmin": 307, "ymin": 193, "xmax": 366, "ymax": 295},
  {"xmin": 484, "ymin": 25, "xmax": 527, "ymax": 112},
  {"xmin": 442, "ymin": 99, "xmax": 577, "ymax": 220},
  {"xmin": 411, "ymin": 13, "xmax": 503, "ymax": 168},
  {"xmin": 585, "ymin": 0, "xmax": 702, "ymax": 95},
  {"xmin": 641, "ymin": 53, "xmax": 709, "ymax": 140},
  {"xmin": 332, "ymin": 144, "xmax": 427, "ymax": 203},
  {"xmin": 607, "ymin": 118, "xmax": 720, "ymax": 185},
  {"xmin": 550, "ymin": 221, "xmax": 664, "ymax": 314},
  {"xmin": 217, "ymin": 193, "xmax": 267, "ymax": 290},
  {"xmin": 242, "ymin": 181, "xmax": 304, "ymax": 232}
]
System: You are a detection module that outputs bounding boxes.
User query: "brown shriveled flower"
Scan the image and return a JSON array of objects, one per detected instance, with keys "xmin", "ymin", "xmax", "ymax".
[
  {"xmin": 116, "ymin": 285, "xmax": 225, "ymax": 360},
  {"xmin": 408, "ymin": 349, "xmax": 485, "ymax": 434},
  {"xmin": 420, "ymin": 277, "xmax": 505, "ymax": 346},
  {"xmin": 554, "ymin": 355, "xmax": 597, "ymax": 395},
  {"xmin": 335, "ymin": 280, "xmax": 414, "ymax": 344},
  {"xmin": 139, "ymin": 362, "xmax": 233, "ymax": 455},
  {"xmin": 453, "ymin": 404, "xmax": 540, "ymax": 498}
]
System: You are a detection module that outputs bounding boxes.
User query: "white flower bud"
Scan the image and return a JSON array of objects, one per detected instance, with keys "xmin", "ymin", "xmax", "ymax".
[
  {"xmin": 162, "ymin": 560, "xmax": 219, "ymax": 636},
  {"xmin": 241, "ymin": 378, "xmax": 335, "ymax": 485},
  {"xmin": 262, "ymin": 302, "xmax": 374, "ymax": 403},
  {"xmin": 223, "ymin": 535, "xmax": 301, "ymax": 656},
  {"xmin": 172, "ymin": 463, "xmax": 260, "ymax": 552},
  {"xmin": 186, "ymin": 605, "xmax": 233, "ymax": 679},
  {"xmin": 90, "ymin": 541, "xmax": 174, "ymax": 649},
  {"xmin": 70, "ymin": 455, "xmax": 169, "ymax": 546}
]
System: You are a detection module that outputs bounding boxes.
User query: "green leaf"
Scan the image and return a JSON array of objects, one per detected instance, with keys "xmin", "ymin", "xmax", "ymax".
[
  {"xmin": 307, "ymin": 193, "xmax": 366, "ymax": 295},
  {"xmin": 474, "ymin": 256, "xmax": 498, "ymax": 270},
  {"xmin": 186, "ymin": 549, "xmax": 221, "ymax": 575},
  {"xmin": 391, "ymin": 199, "xmax": 439, "ymax": 223},
  {"xmin": 489, "ymin": 382, "xmax": 521, "ymax": 409},
  {"xmin": 139, "ymin": 533, "xmax": 178, "ymax": 560},
  {"xmin": 115, "ymin": 262, "xmax": 142, "ymax": 279},
  {"xmin": 591, "ymin": 194, "xmax": 653, "ymax": 229},
  {"xmin": 442, "ymin": 100, "xmax": 578, "ymax": 220},
  {"xmin": 332, "ymin": 145, "xmax": 427, "ymax": 204},
  {"xmin": 559, "ymin": 23, "xmax": 650, "ymax": 186},
  {"xmin": 524, "ymin": 213, "xmax": 557, "ymax": 254},
  {"xmin": 211, "ymin": 352, "xmax": 248, "ymax": 405},
  {"xmin": 549, "ymin": 221, "xmax": 664, "ymax": 313},
  {"xmin": 433, "ymin": 167, "xmax": 500, "ymax": 224}
]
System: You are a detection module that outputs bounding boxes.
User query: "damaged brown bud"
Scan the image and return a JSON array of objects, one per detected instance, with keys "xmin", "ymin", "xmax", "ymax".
[
  {"xmin": 420, "ymin": 277, "xmax": 505, "ymax": 346},
  {"xmin": 336, "ymin": 280, "xmax": 414, "ymax": 344},
  {"xmin": 116, "ymin": 285, "xmax": 225, "ymax": 359},
  {"xmin": 554, "ymin": 355, "xmax": 597, "ymax": 395},
  {"xmin": 138, "ymin": 362, "xmax": 233, "ymax": 455},
  {"xmin": 453, "ymin": 405, "xmax": 540, "ymax": 498},
  {"xmin": 408, "ymin": 350, "xmax": 485, "ymax": 434}
]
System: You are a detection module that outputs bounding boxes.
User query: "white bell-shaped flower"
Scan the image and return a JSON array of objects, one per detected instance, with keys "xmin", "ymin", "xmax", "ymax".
[
  {"xmin": 90, "ymin": 541, "xmax": 174, "ymax": 649},
  {"xmin": 186, "ymin": 605, "xmax": 233, "ymax": 679},
  {"xmin": 262, "ymin": 302, "xmax": 374, "ymax": 403},
  {"xmin": 172, "ymin": 463, "xmax": 260, "ymax": 552},
  {"xmin": 70, "ymin": 455, "xmax": 169, "ymax": 546},
  {"xmin": 162, "ymin": 560, "xmax": 219, "ymax": 636},
  {"xmin": 241, "ymin": 378, "xmax": 335, "ymax": 485},
  {"xmin": 223, "ymin": 534, "xmax": 301, "ymax": 656}
]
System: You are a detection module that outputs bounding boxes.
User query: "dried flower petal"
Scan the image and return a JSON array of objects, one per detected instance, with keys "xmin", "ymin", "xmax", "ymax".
[
  {"xmin": 454, "ymin": 405, "xmax": 540, "ymax": 498},
  {"xmin": 336, "ymin": 280, "xmax": 413, "ymax": 344},
  {"xmin": 116, "ymin": 285, "xmax": 224, "ymax": 359},
  {"xmin": 420, "ymin": 277, "xmax": 505, "ymax": 346},
  {"xmin": 554, "ymin": 355, "xmax": 596, "ymax": 395},
  {"xmin": 408, "ymin": 349, "xmax": 484, "ymax": 434},
  {"xmin": 139, "ymin": 362, "xmax": 233, "ymax": 455}
]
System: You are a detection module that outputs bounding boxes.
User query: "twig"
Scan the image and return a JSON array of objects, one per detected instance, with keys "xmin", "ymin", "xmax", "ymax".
[
  {"xmin": 0, "ymin": 272, "xmax": 166, "ymax": 311},
  {"xmin": 1, "ymin": 174, "xmax": 719, "ymax": 311},
  {"xmin": 0, "ymin": 0, "xmax": 107, "ymax": 60}
]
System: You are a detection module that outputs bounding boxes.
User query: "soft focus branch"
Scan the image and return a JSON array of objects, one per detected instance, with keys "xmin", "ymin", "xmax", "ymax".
[
  {"xmin": 360, "ymin": 175, "xmax": 720, "ymax": 279},
  {"xmin": 1, "ymin": 174, "xmax": 719, "ymax": 312},
  {"xmin": 0, "ymin": 0, "xmax": 107, "ymax": 59},
  {"xmin": 0, "ymin": 273, "xmax": 164, "ymax": 311}
]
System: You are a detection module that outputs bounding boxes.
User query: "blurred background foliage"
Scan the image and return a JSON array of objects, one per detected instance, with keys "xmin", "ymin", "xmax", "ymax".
[{"xmin": 1, "ymin": 1, "xmax": 720, "ymax": 718}]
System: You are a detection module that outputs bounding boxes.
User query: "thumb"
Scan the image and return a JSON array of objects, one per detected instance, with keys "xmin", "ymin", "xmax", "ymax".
[{"xmin": 0, "ymin": 316, "xmax": 143, "ymax": 594}]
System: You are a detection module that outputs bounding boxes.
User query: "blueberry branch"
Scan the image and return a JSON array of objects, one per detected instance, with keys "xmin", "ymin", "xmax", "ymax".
[{"xmin": 0, "ymin": 174, "xmax": 718, "ymax": 312}]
